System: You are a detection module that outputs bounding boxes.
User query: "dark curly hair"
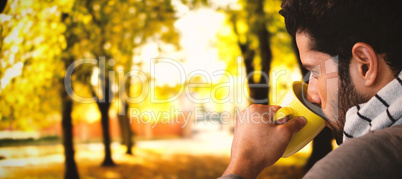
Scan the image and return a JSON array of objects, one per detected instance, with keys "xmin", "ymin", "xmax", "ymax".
[{"xmin": 279, "ymin": 0, "xmax": 402, "ymax": 76}]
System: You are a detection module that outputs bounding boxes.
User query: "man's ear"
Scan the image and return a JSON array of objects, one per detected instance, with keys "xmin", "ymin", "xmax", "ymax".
[{"xmin": 351, "ymin": 42, "xmax": 378, "ymax": 86}]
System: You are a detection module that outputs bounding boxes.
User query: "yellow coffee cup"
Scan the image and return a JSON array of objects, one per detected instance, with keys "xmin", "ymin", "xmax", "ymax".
[{"xmin": 274, "ymin": 81, "xmax": 325, "ymax": 158}]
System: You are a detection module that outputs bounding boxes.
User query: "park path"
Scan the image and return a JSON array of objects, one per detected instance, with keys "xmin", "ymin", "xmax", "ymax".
[{"xmin": 0, "ymin": 131, "xmax": 309, "ymax": 178}]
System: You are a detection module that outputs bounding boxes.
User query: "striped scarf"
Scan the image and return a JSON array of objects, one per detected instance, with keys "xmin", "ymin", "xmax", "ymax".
[{"xmin": 343, "ymin": 71, "xmax": 402, "ymax": 142}]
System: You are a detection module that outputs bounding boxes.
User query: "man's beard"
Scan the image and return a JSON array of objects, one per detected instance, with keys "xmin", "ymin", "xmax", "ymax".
[{"xmin": 326, "ymin": 64, "xmax": 369, "ymax": 145}]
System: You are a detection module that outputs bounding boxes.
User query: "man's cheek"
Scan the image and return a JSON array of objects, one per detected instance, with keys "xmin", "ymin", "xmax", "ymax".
[
  {"xmin": 318, "ymin": 79, "xmax": 327, "ymax": 109},
  {"xmin": 322, "ymin": 78, "xmax": 339, "ymax": 117}
]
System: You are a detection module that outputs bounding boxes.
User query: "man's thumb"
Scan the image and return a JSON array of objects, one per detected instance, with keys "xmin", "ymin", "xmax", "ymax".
[{"xmin": 284, "ymin": 116, "xmax": 307, "ymax": 133}]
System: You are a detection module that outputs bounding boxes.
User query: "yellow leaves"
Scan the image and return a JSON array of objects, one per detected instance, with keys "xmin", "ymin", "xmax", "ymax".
[
  {"xmin": 112, "ymin": 25, "xmax": 122, "ymax": 32},
  {"xmin": 0, "ymin": 100, "xmax": 11, "ymax": 117},
  {"xmin": 0, "ymin": 14, "xmax": 12, "ymax": 23},
  {"xmin": 72, "ymin": 103, "xmax": 101, "ymax": 124},
  {"xmin": 50, "ymin": 22, "xmax": 58, "ymax": 29},
  {"xmin": 138, "ymin": 12, "xmax": 147, "ymax": 23},
  {"xmin": 0, "ymin": 0, "xmax": 181, "ymax": 130},
  {"xmin": 252, "ymin": 55, "xmax": 262, "ymax": 82},
  {"xmin": 0, "ymin": 62, "xmax": 24, "ymax": 89},
  {"xmin": 59, "ymin": 35, "xmax": 67, "ymax": 50},
  {"xmin": 93, "ymin": 4, "xmax": 101, "ymax": 11},
  {"xmin": 4, "ymin": 26, "xmax": 21, "ymax": 45},
  {"xmin": 69, "ymin": 83, "xmax": 101, "ymax": 123},
  {"xmin": 10, "ymin": 45, "xmax": 19, "ymax": 53},
  {"xmin": 103, "ymin": 6, "xmax": 112, "ymax": 14},
  {"xmin": 20, "ymin": 0, "xmax": 34, "ymax": 8},
  {"xmin": 129, "ymin": 7, "xmax": 136, "ymax": 14},
  {"xmin": 32, "ymin": 36, "xmax": 44, "ymax": 46},
  {"xmin": 264, "ymin": 0, "xmax": 282, "ymax": 14},
  {"xmin": 108, "ymin": 0, "xmax": 116, "ymax": 6},
  {"xmin": 0, "ymin": 1, "xmax": 61, "ymax": 130},
  {"xmin": 58, "ymin": 0, "xmax": 75, "ymax": 13},
  {"xmin": 236, "ymin": 19, "xmax": 248, "ymax": 34},
  {"xmin": 82, "ymin": 15, "xmax": 92, "ymax": 25},
  {"xmin": 58, "ymin": 23, "xmax": 66, "ymax": 33},
  {"xmin": 219, "ymin": 0, "xmax": 300, "ymax": 105},
  {"xmin": 0, "ymin": 0, "xmax": 68, "ymax": 130}
]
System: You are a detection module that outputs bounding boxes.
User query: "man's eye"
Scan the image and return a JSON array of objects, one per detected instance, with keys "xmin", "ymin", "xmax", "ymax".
[{"xmin": 311, "ymin": 71, "xmax": 320, "ymax": 79}]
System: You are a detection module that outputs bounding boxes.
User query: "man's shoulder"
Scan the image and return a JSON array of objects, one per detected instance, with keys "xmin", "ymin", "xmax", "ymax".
[
  {"xmin": 360, "ymin": 123, "xmax": 402, "ymax": 145},
  {"xmin": 304, "ymin": 124, "xmax": 402, "ymax": 179},
  {"xmin": 371, "ymin": 123, "xmax": 402, "ymax": 136},
  {"xmin": 351, "ymin": 124, "xmax": 402, "ymax": 157}
]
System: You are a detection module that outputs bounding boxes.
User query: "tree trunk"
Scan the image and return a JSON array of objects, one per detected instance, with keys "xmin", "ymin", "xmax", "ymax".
[
  {"xmin": 117, "ymin": 107, "xmax": 128, "ymax": 150},
  {"xmin": 61, "ymin": 78, "xmax": 79, "ymax": 179},
  {"xmin": 242, "ymin": 47, "xmax": 258, "ymax": 102},
  {"xmin": 95, "ymin": 78, "xmax": 115, "ymax": 166},
  {"xmin": 60, "ymin": 9, "xmax": 80, "ymax": 178},
  {"xmin": 255, "ymin": 0, "xmax": 272, "ymax": 105},
  {"xmin": 117, "ymin": 67, "xmax": 134, "ymax": 155},
  {"xmin": 118, "ymin": 102, "xmax": 134, "ymax": 155},
  {"xmin": 243, "ymin": 0, "xmax": 272, "ymax": 105},
  {"xmin": 124, "ymin": 102, "xmax": 134, "ymax": 155}
]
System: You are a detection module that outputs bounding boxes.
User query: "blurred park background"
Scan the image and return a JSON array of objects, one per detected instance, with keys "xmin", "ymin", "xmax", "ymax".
[{"xmin": 0, "ymin": 0, "xmax": 336, "ymax": 178}]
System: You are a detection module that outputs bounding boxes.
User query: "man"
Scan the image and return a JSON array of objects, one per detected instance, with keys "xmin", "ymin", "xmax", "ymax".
[{"xmin": 220, "ymin": 0, "xmax": 402, "ymax": 178}]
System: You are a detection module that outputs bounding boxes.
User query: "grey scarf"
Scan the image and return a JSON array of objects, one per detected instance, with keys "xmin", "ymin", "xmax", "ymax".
[{"xmin": 343, "ymin": 71, "xmax": 402, "ymax": 142}]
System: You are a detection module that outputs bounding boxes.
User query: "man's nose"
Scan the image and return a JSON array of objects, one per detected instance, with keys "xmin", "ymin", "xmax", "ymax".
[{"xmin": 307, "ymin": 75, "xmax": 321, "ymax": 105}]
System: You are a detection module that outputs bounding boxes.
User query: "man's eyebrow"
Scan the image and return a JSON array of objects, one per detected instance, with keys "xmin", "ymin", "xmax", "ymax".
[{"xmin": 302, "ymin": 64, "xmax": 315, "ymax": 70}]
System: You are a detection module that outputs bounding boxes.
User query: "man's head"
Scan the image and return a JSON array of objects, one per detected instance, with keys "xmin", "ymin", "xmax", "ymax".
[{"xmin": 280, "ymin": 0, "xmax": 402, "ymax": 144}]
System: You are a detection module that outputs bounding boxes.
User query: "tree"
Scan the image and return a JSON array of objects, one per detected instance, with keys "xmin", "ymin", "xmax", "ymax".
[
  {"xmin": 117, "ymin": 66, "xmax": 134, "ymax": 155},
  {"xmin": 228, "ymin": 0, "xmax": 272, "ymax": 104},
  {"xmin": 93, "ymin": 76, "xmax": 115, "ymax": 166},
  {"xmin": 80, "ymin": 0, "xmax": 180, "ymax": 164},
  {"xmin": 60, "ymin": 63, "xmax": 80, "ymax": 178},
  {"xmin": 60, "ymin": 0, "xmax": 181, "ymax": 169},
  {"xmin": 118, "ymin": 99, "xmax": 133, "ymax": 154},
  {"xmin": 0, "ymin": 0, "xmax": 80, "ymax": 178},
  {"xmin": 61, "ymin": 1, "xmax": 86, "ymax": 177}
]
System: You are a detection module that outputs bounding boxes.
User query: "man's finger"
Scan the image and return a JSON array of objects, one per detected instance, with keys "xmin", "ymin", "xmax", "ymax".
[
  {"xmin": 274, "ymin": 116, "xmax": 290, "ymax": 125},
  {"xmin": 270, "ymin": 105, "xmax": 281, "ymax": 113},
  {"xmin": 283, "ymin": 116, "xmax": 307, "ymax": 134}
]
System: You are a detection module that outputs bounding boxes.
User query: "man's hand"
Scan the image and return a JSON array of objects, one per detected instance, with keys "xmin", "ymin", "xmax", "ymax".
[{"xmin": 223, "ymin": 104, "xmax": 307, "ymax": 179}]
